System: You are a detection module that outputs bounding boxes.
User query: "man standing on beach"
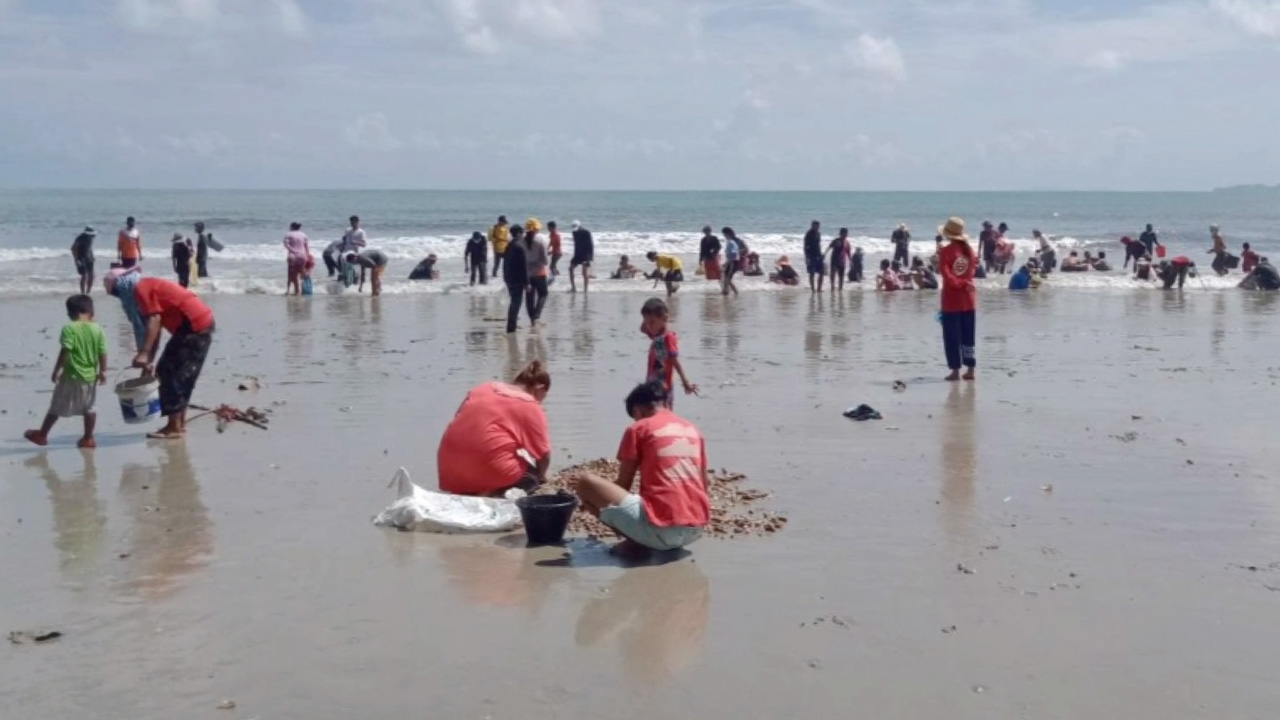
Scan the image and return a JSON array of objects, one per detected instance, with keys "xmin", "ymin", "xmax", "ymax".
[
  {"xmin": 891, "ymin": 223, "xmax": 912, "ymax": 267},
  {"xmin": 938, "ymin": 217, "xmax": 977, "ymax": 382},
  {"xmin": 194, "ymin": 222, "xmax": 212, "ymax": 279},
  {"xmin": 1139, "ymin": 224, "xmax": 1160, "ymax": 257},
  {"xmin": 341, "ymin": 216, "xmax": 367, "ymax": 256},
  {"xmin": 117, "ymin": 217, "xmax": 142, "ymax": 269},
  {"xmin": 71, "ymin": 226, "xmax": 96, "ymax": 294},
  {"xmin": 978, "ymin": 221, "xmax": 996, "ymax": 273},
  {"xmin": 490, "ymin": 216, "xmax": 510, "ymax": 279},
  {"xmin": 803, "ymin": 220, "xmax": 824, "ymax": 292},
  {"xmin": 569, "ymin": 220, "xmax": 594, "ymax": 293}
]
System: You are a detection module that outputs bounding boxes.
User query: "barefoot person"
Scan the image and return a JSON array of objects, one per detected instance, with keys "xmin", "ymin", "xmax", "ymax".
[
  {"xmin": 938, "ymin": 217, "xmax": 977, "ymax": 382},
  {"xmin": 351, "ymin": 248, "xmax": 388, "ymax": 296},
  {"xmin": 437, "ymin": 360, "xmax": 552, "ymax": 497},
  {"xmin": 23, "ymin": 294, "xmax": 108, "ymax": 449},
  {"xmin": 106, "ymin": 269, "xmax": 215, "ymax": 440},
  {"xmin": 569, "ymin": 220, "xmax": 594, "ymax": 293},
  {"xmin": 71, "ymin": 226, "xmax": 96, "ymax": 294},
  {"xmin": 571, "ymin": 380, "xmax": 709, "ymax": 553},
  {"xmin": 283, "ymin": 222, "xmax": 311, "ymax": 296},
  {"xmin": 117, "ymin": 216, "xmax": 142, "ymax": 269}
]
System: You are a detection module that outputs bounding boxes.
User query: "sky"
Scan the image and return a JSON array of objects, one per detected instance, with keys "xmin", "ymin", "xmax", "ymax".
[{"xmin": 1, "ymin": 0, "xmax": 1279, "ymax": 191}]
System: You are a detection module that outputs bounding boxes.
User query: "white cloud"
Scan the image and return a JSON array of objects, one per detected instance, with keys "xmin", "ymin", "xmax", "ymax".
[
  {"xmin": 344, "ymin": 114, "xmax": 402, "ymax": 152},
  {"xmin": 845, "ymin": 34, "xmax": 905, "ymax": 81},
  {"xmin": 513, "ymin": 0, "xmax": 600, "ymax": 41},
  {"xmin": 1084, "ymin": 50, "xmax": 1126, "ymax": 72},
  {"xmin": 1215, "ymin": 0, "xmax": 1280, "ymax": 37},
  {"xmin": 274, "ymin": 0, "xmax": 307, "ymax": 37}
]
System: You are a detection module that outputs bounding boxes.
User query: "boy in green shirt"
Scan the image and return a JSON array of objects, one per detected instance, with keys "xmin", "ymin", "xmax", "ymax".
[{"xmin": 24, "ymin": 295, "xmax": 108, "ymax": 449}]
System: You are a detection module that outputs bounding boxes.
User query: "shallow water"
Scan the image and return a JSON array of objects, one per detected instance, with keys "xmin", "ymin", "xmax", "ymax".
[{"xmin": 1, "ymin": 288, "xmax": 1279, "ymax": 719}]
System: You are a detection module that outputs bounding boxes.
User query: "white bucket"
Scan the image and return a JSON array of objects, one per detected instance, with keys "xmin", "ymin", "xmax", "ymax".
[{"xmin": 115, "ymin": 375, "xmax": 161, "ymax": 425}]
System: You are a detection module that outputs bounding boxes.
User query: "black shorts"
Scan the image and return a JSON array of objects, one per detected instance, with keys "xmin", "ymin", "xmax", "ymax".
[
  {"xmin": 157, "ymin": 321, "xmax": 214, "ymax": 416},
  {"xmin": 74, "ymin": 256, "xmax": 94, "ymax": 277},
  {"xmin": 664, "ymin": 269, "xmax": 684, "ymax": 283},
  {"xmin": 571, "ymin": 253, "xmax": 593, "ymax": 268}
]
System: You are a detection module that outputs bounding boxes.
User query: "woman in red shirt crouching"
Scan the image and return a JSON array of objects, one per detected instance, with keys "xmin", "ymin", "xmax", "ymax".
[{"xmin": 572, "ymin": 381, "xmax": 710, "ymax": 553}]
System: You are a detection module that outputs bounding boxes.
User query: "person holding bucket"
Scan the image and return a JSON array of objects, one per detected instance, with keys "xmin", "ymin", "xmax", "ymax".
[
  {"xmin": 571, "ymin": 381, "xmax": 709, "ymax": 553},
  {"xmin": 105, "ymin": 269, "xmax": 215, "ymax": 440},
  {"xmin": 437, "ymin": 360, "xmax": 552, "ymax": 497},
  {"xmin": 23, "ymin": 294, "xmax": 108, "ymax": 448}
]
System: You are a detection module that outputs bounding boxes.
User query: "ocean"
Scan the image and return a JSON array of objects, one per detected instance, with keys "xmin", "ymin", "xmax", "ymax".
[{"xmin": 0, "ymin": 189, "xmax": 1273, "ymax": 295}]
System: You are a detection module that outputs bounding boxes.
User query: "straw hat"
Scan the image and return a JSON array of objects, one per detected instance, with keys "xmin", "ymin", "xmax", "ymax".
[
  {"xmin": 939, "ymin": 217, "xmax": 968, "ymax": 242},
  {"xmin": 171, "ymin": 232, "xmax": 185, "ymax": 242},
  {"xmin": 524, "ymin": 217, "xmax": 543, "ymax": 233}
]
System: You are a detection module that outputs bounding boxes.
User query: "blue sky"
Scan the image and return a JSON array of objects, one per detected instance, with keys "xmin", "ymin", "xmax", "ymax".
[{"xmin": 1, "ymin": 0, "xmax": 1278, "ymax": 190}]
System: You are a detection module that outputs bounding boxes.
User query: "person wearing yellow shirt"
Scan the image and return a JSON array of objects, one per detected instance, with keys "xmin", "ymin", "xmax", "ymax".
[
  {"xmin": 646, "ymin": 251, "xmax": 684, "ymax": 297},
  {"xmin": 489, "ymin": 215, "xmax": 511, "ymax": 279}
]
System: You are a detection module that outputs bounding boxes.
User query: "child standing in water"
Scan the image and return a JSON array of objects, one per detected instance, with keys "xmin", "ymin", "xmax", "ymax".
[
  {"xmin": 640, "ymin": 298, "xmax": 698, "ymax": 408},
  {"xmin": 24, "ymin": 295, "xmax": 108, "ymax": 448}
]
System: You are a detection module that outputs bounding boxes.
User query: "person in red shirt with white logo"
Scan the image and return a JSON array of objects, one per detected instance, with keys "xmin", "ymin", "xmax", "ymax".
[
  {"xmin": 938, "ymin": 217, "xmax": 977, "ymax": 382},
  {"xmin": 572, "ymin": 381, "xmax": 710, "ymax": 553}
]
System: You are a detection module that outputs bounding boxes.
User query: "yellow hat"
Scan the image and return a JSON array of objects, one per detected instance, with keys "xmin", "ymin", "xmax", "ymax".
[
  {"xmin": 524, "ymin": 217, "xmax": 543, "ymax": 233},
  {"xmin": 938, "ymin": 217, "xmax": 968, "ymax": 242}
]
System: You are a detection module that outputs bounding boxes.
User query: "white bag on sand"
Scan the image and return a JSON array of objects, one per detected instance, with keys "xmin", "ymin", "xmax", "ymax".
[{"xmin": 372, "ymin": 467, "xmax": 522, "ymax": 534}]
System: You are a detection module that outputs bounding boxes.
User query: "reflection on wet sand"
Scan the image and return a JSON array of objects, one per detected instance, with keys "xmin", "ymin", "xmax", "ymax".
[
  {"xmin": 437, "ymin": 542, "xmax": 562, "ymax": 616},
  {"xmin": 574, "ymin": 561, "xmax": 710, "ymax": 685},
  {"xmin": 25, "ymin": 451, "xmax": 106, "ymax": 582},
  {"xmin": 504, "ymin": 333, "xmax": 548, "ymax": 379},
  {"xmin": 939, "ymin": 383, "xmax": 977, "ymax": 543},
  {"xmin": 117, "ymin": 444, "xmax": 214, "ymax": 601},
  {"xmin": 284, "ymin": 295, "xmax": 315, "ymax": 366}
]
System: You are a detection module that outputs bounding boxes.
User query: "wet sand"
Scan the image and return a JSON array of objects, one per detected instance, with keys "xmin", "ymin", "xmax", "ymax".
[{"xmin": 2, "ymin": 287, "xmax": 1280, "ymax": 719}]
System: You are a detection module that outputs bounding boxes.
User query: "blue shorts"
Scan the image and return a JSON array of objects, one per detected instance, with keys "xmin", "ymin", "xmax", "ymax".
[
  {"xmin": 806, "ymin": 257, "xmax": 825, "ymax": 275},
  {"xmin": 599, "ymin": 494, "xmax": 703, "ymax": 551}
]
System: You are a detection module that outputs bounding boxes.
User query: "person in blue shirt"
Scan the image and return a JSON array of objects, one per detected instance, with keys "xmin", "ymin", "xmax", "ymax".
[{"xmin": 1009, "ymin": 263, "xmax": 1040, "ymax": 290}]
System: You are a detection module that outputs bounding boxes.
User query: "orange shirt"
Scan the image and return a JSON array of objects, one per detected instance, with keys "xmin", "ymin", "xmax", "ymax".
[
  {"xmin": 437, "ymin": 382, "xmax": 551, "ymax": 495},
  {"xmin": 549, "ymin": 230, "xmax": 562, "ymax": 256},
  {"xmin": 618, "ymin": 409, "xmax": 709, "ymax": 528},
  {"xmin": 134, "ymin": 278, "xmax": 214, "ymax": 334},
  {"xmin": 118, "ymin": 229, "xmax": 141, "ymax": 260}
]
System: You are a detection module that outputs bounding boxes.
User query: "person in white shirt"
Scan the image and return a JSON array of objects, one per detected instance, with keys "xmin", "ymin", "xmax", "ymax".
[
  {"xmin": 341, "ymin": 215, "xmax": 367, "ymax": 254},
  {"xmin": 338, "ymin": 215, "xmax": 367, "ymax": 281}
]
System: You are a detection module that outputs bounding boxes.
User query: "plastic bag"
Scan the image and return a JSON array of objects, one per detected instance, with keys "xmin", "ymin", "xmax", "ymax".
[{"xmin": 372, "ymin": 468, "xmax": 522, "ymax": 534}]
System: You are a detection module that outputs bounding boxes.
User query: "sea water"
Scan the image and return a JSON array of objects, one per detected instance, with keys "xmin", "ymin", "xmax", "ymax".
[{"xmin": 0, "ymin": 189, "xmax": 1272, "ymax": 295}]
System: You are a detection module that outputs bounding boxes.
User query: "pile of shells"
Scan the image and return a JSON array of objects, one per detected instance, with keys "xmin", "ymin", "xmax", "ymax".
[{"xmin": 541, "ymin": 459, "xmax": 787, "ymax": 540}]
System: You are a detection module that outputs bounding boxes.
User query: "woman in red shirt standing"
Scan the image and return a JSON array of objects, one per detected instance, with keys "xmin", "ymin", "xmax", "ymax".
[
  {"xmin": 938, "ymin": 217, "xmax": 977, "ymax": 382},
  {"xmin": 105, "ymin": 270, "xmax": 215, "ymax": 439}
]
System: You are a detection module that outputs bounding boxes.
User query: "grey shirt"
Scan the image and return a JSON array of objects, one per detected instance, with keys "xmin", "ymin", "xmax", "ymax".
[
  {"xmin": 524, "ymin": 237, "xmax": 549, "ymax": 276},
  {"xmin": 358, "ymin": 249, "xmax": 388, "ymax": 268}
]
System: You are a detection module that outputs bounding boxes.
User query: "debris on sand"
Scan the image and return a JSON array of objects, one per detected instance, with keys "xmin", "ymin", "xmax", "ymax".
[
  {"xmin": 9, "ymin": 630, "xmax": 62, "ymax": 644},
  {"xmin": 1112, "ymin": 431, "xmax": 1139, "ymax": 443},
  {"xmin": 216, "ymin": 700, "xmax": 237, "ymax": 710},
  {"xmin": 541, "ymin": 459, "xmax": 786, "ymax": 540},
  {"xmin": 236, "ymin": 376, "xmax": 261, "ymax": 392},
  {"xmin": 956, "ymin": 563, "xmax": 976, "ymax": 575},
  {"xmin": 190, "ymin": 404, "xmax": 270, "ymax": 432}
]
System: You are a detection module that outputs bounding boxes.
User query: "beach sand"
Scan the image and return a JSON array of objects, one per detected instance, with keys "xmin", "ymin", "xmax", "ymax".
[{"xmin": 2, "ymin": 286, "xmax": 1279, "ymax": 719}]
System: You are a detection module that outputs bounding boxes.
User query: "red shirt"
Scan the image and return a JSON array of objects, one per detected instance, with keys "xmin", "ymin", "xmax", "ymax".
[
  {"xmin": 617, "ymin": 409, "xmax": 709, "ymax": 528},
  {"xmin": 1242, "ymin": 249, "xmax": 1259, "ymax": 273},
  {"xmin": 437, "ymin": 382, "xmax": 551, "ymax": 495},
  {"xmin": 548, "ymin": 230, "xmax": 562, "ymax": 256},
  {"xmin": 134, "ymin": 278, "xmax": 214, "ymax": 333},
  {"xmin": 939, "ymin": 241, "xmax": 977, "ymax": 313}
]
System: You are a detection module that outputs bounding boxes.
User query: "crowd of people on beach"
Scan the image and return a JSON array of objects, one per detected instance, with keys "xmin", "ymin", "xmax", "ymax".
[
  {"xmin": 65, "ymin": 212, "xmax": 1280, "ymax": 302},
  {"xmin": 34, "ymin": 205, "xmax": 1280, "ymax": 558}
]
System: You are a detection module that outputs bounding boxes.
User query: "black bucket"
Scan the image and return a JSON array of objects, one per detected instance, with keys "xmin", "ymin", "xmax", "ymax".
[{"xmin": 516, "ymin": 491, "xmax": 579, "ymax": 546}]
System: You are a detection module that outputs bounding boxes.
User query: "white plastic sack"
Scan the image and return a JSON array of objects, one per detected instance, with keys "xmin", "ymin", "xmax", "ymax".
[{"xmin": 372, "ymin": 467, "xmax": 523, "ymax": 534}]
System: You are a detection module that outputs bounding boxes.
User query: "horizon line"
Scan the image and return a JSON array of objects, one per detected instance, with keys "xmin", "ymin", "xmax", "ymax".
[{"xmin": 0, "ymin": 186, "xmax": 1254, "ymax": 194}]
